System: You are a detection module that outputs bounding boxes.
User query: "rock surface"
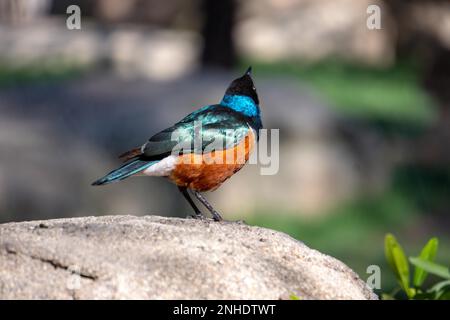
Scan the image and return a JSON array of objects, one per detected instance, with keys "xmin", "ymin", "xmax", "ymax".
[{"xmin": 0, "ymin": 215, "xmax": 377, "ymax": 300}]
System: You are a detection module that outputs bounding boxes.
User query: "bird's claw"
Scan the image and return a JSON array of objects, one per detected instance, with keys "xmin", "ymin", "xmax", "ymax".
[{"xmin": 188, "ymin": 213, "xmax": 207, "ymax": 220}]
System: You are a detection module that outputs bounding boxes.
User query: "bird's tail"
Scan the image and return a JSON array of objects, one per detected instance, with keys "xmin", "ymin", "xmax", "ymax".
[{"xmin": 91, "ymin": 159, "xmax": 156, "ymax": 186}]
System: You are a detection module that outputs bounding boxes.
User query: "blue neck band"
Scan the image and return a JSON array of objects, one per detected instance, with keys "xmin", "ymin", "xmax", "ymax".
[{"xmin": 221, "ymin": 95, "xmax": 260, "ymax": 118}]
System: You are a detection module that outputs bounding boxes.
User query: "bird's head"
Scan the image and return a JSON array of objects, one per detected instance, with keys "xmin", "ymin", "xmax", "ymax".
[{"xmin": 224, "ymin": 66, "xmax": 259, "ymax": 105}]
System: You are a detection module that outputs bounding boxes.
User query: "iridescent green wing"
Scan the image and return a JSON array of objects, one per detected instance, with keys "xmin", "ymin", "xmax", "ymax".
[{"xmin": 140, "ymin": 105, "xmax": 250, "ymax": 160}]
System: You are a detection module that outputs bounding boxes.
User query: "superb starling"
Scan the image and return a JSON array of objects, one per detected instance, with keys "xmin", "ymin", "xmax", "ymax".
[{"xmin": 92, "ymin": 67, "xmax": 262, "ymax": 221}]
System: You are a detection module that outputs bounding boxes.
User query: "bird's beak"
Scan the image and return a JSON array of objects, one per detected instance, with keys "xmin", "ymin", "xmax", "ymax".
[{"xmin": 245, "ymin": 66, "xmax": 252, "ymax": 77}]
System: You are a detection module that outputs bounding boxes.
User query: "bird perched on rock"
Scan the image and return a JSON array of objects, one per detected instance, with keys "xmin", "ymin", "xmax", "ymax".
[{"xmin": 92, "ymin": 67, "xmax": 262, "ymax": 221}]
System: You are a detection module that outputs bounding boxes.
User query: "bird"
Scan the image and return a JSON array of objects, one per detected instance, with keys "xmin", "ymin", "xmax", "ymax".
[{"xmin": 92, "ymin": 67, "xmax": 262, "ymax": 221}]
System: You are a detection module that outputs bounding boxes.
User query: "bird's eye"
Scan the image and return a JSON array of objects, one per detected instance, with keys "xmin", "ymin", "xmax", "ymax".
[{"xmin": 252, "ymin": 86, "xmax": 256, "ymax": 91}]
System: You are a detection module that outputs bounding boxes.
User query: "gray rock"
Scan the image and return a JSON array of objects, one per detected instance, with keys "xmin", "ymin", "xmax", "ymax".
[{"xmin": 0, "ymin": 215, "xmax": 377, "ymax": 300}]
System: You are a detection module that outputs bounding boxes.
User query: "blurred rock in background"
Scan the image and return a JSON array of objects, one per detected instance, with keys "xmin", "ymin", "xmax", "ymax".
[{"xmin": 237, "ymin": 0, "xmax": 395, "ymax": 66}]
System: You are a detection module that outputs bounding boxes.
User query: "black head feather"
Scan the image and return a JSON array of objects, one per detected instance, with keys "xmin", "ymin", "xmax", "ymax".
[{"xmin": 225, "ymin": 66, "xmax": 259, "ymax": 105}]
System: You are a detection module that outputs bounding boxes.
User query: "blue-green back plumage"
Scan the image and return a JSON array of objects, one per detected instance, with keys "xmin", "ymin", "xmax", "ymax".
[{"xmin": 141, "ymin": 103, "xmax": 261, "ymax": 160}]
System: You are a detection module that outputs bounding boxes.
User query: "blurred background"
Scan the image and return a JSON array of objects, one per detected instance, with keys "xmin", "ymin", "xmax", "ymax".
[{"xmin": 0, "ymin": 0, "xmax": 449, "ymax": 295}]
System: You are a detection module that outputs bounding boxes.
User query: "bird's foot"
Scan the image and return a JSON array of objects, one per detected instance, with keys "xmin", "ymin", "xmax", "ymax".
[
  {"xmin": 188, "ymin": 212, "xmax": 207, "ymax": 220},
  {"xmin": 210, "ymin": 211, "xmax": 223, "ymax": 222}
]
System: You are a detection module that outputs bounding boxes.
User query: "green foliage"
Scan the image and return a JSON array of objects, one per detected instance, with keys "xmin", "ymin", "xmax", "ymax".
[
  {"xmin": 0, "ymin": 61, "xmax": 85, "ymax": 87},
  {"xmin": 384, "ymin": 234, "xmax": 450, "ymax": 300},
  {"xmin": 412, "ymin": 238, "xmax": 439, "ymax": 287},
  {"xmin": 410, "ymin": 257, "xmax": 450, "ymax": 280},
  {"xmin": 385, "ymin": 234, "xmax": 414, "ymax": 298}
]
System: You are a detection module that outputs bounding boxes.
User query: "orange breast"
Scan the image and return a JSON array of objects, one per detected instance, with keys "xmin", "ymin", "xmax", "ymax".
[{"xmin": 169, "ymin": 130, "xmax": 256, "ymax": 191}]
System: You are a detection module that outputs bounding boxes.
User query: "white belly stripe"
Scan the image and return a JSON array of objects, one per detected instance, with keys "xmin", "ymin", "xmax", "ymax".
[{"xmin": 143, "ymin": 155, "xmax": 177, "ymax": 177}]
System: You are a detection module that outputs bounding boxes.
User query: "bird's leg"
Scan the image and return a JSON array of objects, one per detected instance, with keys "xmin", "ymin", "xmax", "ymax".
[
  {"xmin": 178, "ymin": 187, "xmax": 205, "ymax": 219},
  {"xmin": 192, "ymin": 191, "xmax": 223, "ymax": 221}
]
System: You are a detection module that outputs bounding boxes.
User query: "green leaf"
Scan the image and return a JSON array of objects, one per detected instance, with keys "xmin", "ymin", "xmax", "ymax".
[
  {"xmin": 428, "ymin": 280, "xmax": 450, "ymax": 293},
  {"xmin": 413, "ymin": 291, "xmax": 437, "ymax": 300},
  {"xmin": 290, "ymin": 294, "xmax": 300, "ymax": 300},
  {"xmin": 437, "ymin": 289, "xmax": 450, "ymax": 300},
  {"xmin": 385, "ymin": 234, "xmax": 413, "ymax": 298},
  {"xmin": 427, "ymin": 280, "xmax": 450, "ymax": 300},
  {"xmin": 413, "ymin": 237, "xmax": 439, "ymax": 287},
  {"xmin": 409, "ymin": 257, "xmax": 450, "ymax": 280}
]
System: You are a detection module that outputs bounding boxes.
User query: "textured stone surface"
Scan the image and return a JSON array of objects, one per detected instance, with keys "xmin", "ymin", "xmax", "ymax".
[{"xmin": 0, "ymin": 215, "xmax": 377, "ymax": 300}]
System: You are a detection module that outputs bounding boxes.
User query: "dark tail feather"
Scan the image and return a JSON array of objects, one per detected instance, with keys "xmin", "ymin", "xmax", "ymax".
[{"xmin": 92, "ymin": 159, "xmax": 156, "ymax": 186}]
